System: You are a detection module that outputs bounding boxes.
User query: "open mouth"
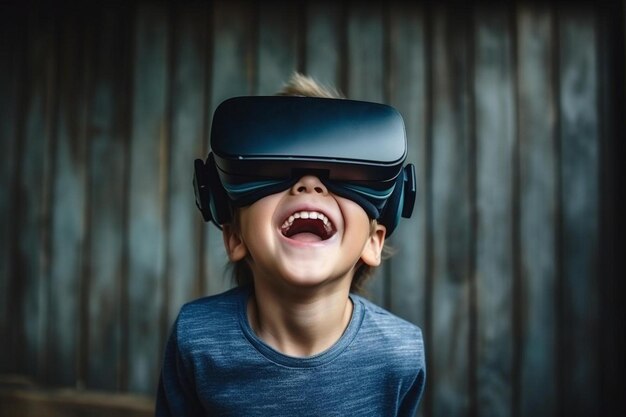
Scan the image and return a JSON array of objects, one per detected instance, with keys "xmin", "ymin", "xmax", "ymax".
[{"xmin": 280, "ymin": 210, "xmax": 336, "ymax": 242}]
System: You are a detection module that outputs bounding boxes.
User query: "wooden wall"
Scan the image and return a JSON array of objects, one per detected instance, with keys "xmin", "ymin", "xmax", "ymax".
[{"xmin": 0, "ymin": 1, "xmax": 623, "ymax": 416}]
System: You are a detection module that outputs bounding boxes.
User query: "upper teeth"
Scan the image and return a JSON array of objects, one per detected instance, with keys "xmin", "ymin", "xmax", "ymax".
[{"xmin": 281, "ymin": 211, "xmax": 333, "ymax": 233}]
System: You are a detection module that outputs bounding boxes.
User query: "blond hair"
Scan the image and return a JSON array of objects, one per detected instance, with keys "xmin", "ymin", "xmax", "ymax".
[
  {"xmin": 276, "ymin": 73, "xmax": 344, "ymax": 98},
  {"xmin": 230, "ymin": 73, "xmax": 383, "ymax": 294}
]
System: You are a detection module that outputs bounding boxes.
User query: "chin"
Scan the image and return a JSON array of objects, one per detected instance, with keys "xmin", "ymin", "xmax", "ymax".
[{"xmin": 278, "ymin": 266, "xmax": 351, "ymax": 290}]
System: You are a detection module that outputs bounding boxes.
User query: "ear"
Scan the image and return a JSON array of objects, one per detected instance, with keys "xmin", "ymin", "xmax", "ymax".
[
  {"xmin": 360, "ymin": 223, "xmax": 386, "ymax": 267},
  {"xmin": 222, "ymin": 224, "xmax": 248, "ymax": 262}
]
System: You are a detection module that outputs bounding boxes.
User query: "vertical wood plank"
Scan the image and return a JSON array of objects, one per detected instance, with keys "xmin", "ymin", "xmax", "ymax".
[
  {"xmin": 210, "ymin": 0, "xmax": 255, "ymax": 102},
  {"xmin": 429, "ymin": 5, "xmax": 473, "ymax": 417},
  {"xmin": 11, "ymin": 6, "xmax": 58, "ymax": 380},
  {"xmin": 256, "ymin": 1, "xmax": 300, "ymax": 95},
  {"xmin": 387, "ymin": 2, "xmax": 427, "ymax": 328},
  {"xmin": 166, "ymin": 1, "xmax": 208, "ymax": 329},
  {"xmin": 85, "ymin": 4, "xmax": 132, "ymax": 391},
  {"xmin": 596, "ymin": 4, "xmax": 626, "ymax": 417},
  {"xmin": 205, "ymin": 0, "xmax": 255, "ymax": 296},
  {"xmin": 388, "ymin": 4, "xmax": 427, "ymax": 417},
  {"xmin": 516, "ymin": 5, "xmax": 557, "ymax": 416},
  {"xmin": 0, "ymin": 2, "xmax": 24, "ymax": 373},
  {"xmin": 304, "ymin": 1, "xmax": 343, "ymax": 90},
  {"xmin": 47, "ymin": 10, "xmax": 88, "ymax": 387},
  {"xmin": 346, "ymin": 4, "xmax": 385, "ymax": 101},
  {"xmin": 557, "ymin": 8, "xmax": 601, "ymax": 416},
  {"xmin": 346, "ymin": 2, "xmax": 386, "ymax": 306},
  {"xmin": 473, "ymin": 6, "xmax": 515, "ymax": 417},
  {"xmin": 127, "ymin": 2, "xmax": 169, "ymax": 394}
]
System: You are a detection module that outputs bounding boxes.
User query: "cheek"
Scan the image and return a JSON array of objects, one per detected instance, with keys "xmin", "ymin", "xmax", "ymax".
[
  {"xmin": 338, "ymin": 199, "xmax": 372, "ymax": 236},
  {"xmin": 238, "ymin": 198, "xmax": 281, "ymax": 250}
]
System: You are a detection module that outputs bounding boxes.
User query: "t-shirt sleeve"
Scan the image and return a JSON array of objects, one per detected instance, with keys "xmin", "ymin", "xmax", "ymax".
[
  {"xmin": 155, "ymin": 317, "xmax": 204, "ymax": 417},
  {"xmin": 397, "ymin": 365, "xmax": 426, "ymax": 417},
  {"xmin": 396, "ymin": 326, "xmax": 427, "ymax": 417}
]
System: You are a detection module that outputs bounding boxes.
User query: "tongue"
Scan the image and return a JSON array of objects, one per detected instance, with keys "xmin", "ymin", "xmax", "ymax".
[{"xmin": 289, "ymin": 232, "xmax": 323, "ymax": 242}]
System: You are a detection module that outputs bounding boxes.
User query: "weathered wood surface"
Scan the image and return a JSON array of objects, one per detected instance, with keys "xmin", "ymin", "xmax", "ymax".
[
  {"xmin": 47, "ymin": 9, "xmax": 89, "ymax": 388},
  {"xmin": 429, "ymin": 5, "xmax": 473, "ymax": 417},
  {"xmin": 304, "ymin": 2, "xmax": 343, "ymax": 90},
  {"xmin": 85, "ymin": 4, "xmax": 132, "ymax": 391},
  {"xmin": 0, "ymin": 382, "xmax": 153, "ymax": 417},
  {"xmin": 557, "ymin": 7, "xmax": 601, "ymax": 416},
  {"xmin": 516, "ymin": 4, "xmax": 558, "ymax": 416},
  {"xmin": 474, "ymin": 6, "xmax": 515, "ymax": 417},
  {"xmin": 0, "ymin": 2, "xmax": 620, "ymax": 416},
  {"xmin": 257, "ymin": 1, "xmax": 300, "ymax": 95},
  {"xmin": 0, "ymin": 1, "xmax": 22, "ymax": 376},
  {"xmin": 12, "ymin": 5, "xmax": 58, "ymax": 382}
]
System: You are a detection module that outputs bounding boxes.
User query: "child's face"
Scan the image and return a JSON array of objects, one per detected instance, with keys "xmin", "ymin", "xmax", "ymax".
[{"xmin": 223, "ymin": 175, "xmax": 386, "ymax": 290}]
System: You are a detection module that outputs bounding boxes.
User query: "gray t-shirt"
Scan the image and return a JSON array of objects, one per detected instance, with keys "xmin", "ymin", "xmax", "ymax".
[{"xmin": 156, "ymin": 286, "xmax": 426, "ymax": 416}]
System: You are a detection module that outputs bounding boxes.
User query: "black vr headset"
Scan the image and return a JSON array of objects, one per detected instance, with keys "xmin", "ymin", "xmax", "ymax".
[{"xmin": 193, "ymin": 96, "xmax": 416, "ymax": 236}]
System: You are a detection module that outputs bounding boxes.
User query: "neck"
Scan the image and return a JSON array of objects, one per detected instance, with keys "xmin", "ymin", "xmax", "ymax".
[{"xmin": 247, "ymin": 282, "xmax": 353, "ymax": 357}]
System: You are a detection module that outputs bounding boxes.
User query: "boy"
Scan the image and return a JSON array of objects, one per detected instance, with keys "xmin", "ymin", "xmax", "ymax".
[{"xmin": 156, "ymin": 75, "xmax": 426, "ymax": 416}]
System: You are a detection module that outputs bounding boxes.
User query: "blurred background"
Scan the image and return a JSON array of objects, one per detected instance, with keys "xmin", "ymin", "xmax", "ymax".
[{"xmin": 0, "ymin": 1, "xmax": 623, "ymax": 416}]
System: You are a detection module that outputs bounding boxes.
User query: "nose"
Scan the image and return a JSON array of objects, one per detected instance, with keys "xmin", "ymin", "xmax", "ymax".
[{"xmin": 292, "ymin": 175, "xmax": 328, "ymax": 195}]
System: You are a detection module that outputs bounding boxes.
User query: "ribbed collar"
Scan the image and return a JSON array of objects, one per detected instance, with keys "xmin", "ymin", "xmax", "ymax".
[{"xmin": 236, "ymin": 286, "xmax": 364, "ymax": 368}]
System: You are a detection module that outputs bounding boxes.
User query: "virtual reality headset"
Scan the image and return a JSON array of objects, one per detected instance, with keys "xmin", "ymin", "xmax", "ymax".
[{"xmin": 194, "ymin": 96, "xmax": 416, "ymax": 236}]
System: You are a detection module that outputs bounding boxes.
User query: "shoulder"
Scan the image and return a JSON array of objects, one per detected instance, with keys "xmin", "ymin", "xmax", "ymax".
[
  {"xmin": 173, "ymin": 286, "xmax": 246, "ymax": 348},
  {"xmin": 352, "ymin": 295, "xmax": 426, "ymax": 369},
  {"xmin": 354, "ymin": 294, "xmax": 424, "ymax": 341},
  {"xmin": 178, "ymin": 286, "xmax": 243, "ymax": 321}
]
